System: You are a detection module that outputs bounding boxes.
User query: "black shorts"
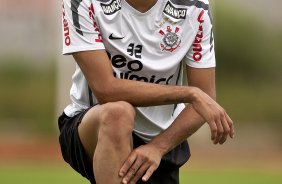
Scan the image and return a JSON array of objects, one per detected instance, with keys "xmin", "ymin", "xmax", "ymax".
[{"xmin": 58, "ymin": 109, "xmax": 191, "ymax": 184}]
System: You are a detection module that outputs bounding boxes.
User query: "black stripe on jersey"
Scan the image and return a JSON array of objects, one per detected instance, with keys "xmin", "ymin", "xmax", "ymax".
[
  {"xmin": 175, "ymin": 62, "xmax": 182, "ymax": 86},
  {"xmin": 210, "ymin": 28, "xmax": 214, "ymax": 52},
  {"xmin": 71, "ymin": 0, "xmax": 83, "ymax": 36},
  {"xmin": 88, "ymin": 86, "xmax": 94, "ymax": 106},
  {"xmin": 172, "ymin": 63, "xmax": 183, "ymax": 114},
  {"xmin": 96, "ymin": 0, "xmax": 111, "ymax": 2},
  {"xmin": 194, "ymin": 1, "xmax": 209, "ymax": 11}
]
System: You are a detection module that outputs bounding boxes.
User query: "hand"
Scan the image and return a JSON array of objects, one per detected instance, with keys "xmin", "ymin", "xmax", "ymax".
[
  {"xmin": 119, "ymin": 144, "xmax": 162, "ymax": 184},
  {"xmin": 191, "ymin": 87, "xmax": 235, "ymax": 144}
]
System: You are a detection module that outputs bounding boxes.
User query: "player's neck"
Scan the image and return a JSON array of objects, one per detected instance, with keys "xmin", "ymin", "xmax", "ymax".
[{"xmin": 125, "ymin": 0, "xmax": 158, "ymax": 13}]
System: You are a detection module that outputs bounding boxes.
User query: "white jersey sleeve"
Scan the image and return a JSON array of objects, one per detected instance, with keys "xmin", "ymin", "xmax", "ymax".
[
  {"xmin": 184, "ymin": 3, "xmax": 216, "ymax": 68},
  {"xmin": 62, "ymin": 0, "xmax": 105, "ymax": 54}
]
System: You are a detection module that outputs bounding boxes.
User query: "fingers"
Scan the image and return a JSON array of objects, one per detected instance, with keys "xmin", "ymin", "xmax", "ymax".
[
  {"xmin": 191, "ymin": 88, "xmax": 235, "ymax": 144},
  {"xmin": 119, "ymin": 145, "xmax": 161, "ymax": 184},
  {"xmin": 214, "ymin": 119, "xmax": 224, "ymax": 144},
  {"xmin": 142, "ymin": 164, "xmax": 158, "ymax": 182},
  {"xmin": 218, "ymin": 115, "xmax": 230, "ymax": 144},
  {"xmin": 225, "ymin": 113, "xmax": 235, "ymax": 138},
  {"xmin": 124, "ymin": 162, "xmax": 157, "ymax": 184},
  {"xmin": 128, "ymin": 164, "xmax": 149, "ymax": 184},
  {"xmin": 208, "ymin": 121, "xmax": 217, "ymax": 142},
  {"xmin": 119, "ymin": 152, "xmax": 137, "ymax": 178},
  {"xmin": 208, "ymin": 109, "xmax": 235, "ymax": 145},
  {"xmin": 121, "ymin": 153, "xmax": 144, "ymax": 184}
]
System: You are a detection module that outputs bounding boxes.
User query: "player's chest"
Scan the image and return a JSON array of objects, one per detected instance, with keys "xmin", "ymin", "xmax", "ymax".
[{"xmin": 97, "ymin": 10, "xmax": 196, "ymax": 58}]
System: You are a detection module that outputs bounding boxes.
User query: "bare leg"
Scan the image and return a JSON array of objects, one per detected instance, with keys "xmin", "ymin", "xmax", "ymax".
[{"xmin": 78, "ymin": 101, "xmax": 135, "ymax": 184}]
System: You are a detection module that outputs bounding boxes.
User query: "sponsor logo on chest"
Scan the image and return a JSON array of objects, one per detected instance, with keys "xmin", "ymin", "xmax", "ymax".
[
  {"xmin": 163, "ymin": 1, "xmax": 187, "ymax": 20},
  {"xmin": 100, "ymin": 0, "xmax": 121, "ymax": 15}
]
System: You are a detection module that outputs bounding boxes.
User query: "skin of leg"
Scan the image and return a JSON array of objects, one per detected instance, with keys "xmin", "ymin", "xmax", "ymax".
[{"xmin": 78, "ymin": 101, "xmax": 136, "ymax": 184}]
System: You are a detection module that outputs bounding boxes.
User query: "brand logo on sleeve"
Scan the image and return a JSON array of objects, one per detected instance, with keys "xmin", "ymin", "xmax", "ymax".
[
  {"xmin": 192, "ymin": 10, "xmax": 205, "ymax": 62},
  {"xmin": 89, "ymin": 4, "xmax": 103, "ymax": 42},
  {"xmin": 163, "ymin": 1, "xmax": 187, "ymax": 20},
  {"xmin": 62, "ymin": 2, "xmax": 71, "ymax": 46},
  {"xmin": 100, "ymin": 0, "xmax": 121, "ymax": 15}
]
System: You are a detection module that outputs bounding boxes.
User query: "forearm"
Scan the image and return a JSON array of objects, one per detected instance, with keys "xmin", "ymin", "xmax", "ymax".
[
  {"xmin": 74, "ymin": 51, "xmax": 234, "ymax": 146},
  {"xmin": 149, "ymin": 105, "xmax": 205, "ymax": 156},
  {"xmin": 74, "ymin": 50, "xmax": 199, "ymax": 107},
  {"xmin": 148, "ymin": 66, "xmax": 216, "ymax": 155},
  {"xmin": 93, "ymin": 78, "xmax": 197, "ymax": 107}
]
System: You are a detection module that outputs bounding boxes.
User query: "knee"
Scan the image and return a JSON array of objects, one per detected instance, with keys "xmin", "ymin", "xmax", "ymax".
[{"xmin": 99, "ymin": 101, "xmax": 135, "ymax": 135}]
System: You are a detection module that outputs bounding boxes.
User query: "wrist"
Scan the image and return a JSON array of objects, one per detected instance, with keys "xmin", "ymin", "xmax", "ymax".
[
  {"xmin": 186, "ymin": 86, "xmax": 200, "ymax": 103},
  {"xmin": 148, "ymin": 139, "xmax": 170, "ymax": 157}
]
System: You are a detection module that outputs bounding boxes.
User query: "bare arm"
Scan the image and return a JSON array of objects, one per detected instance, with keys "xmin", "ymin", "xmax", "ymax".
[
  {"xmin": 74, "ymin": 50, "xmax": 232, "ymax": 131},
  {"xmin": 149, "ymin": 66, "xmax": 234, "ymax": 152},
  {"xmin": 119, "ymin": 66, "xmax": 235, "ymax": 183},
  {"xmin": 73, "ymin": 50, "xmax": 196, "ymax": 106},
  {"xmin": 149, "ymin": 66, "xmax": 217, "ymax": 152},
  {"xmin": 73, "ymin": 50, "xmax": 232, "ymax": 132}
]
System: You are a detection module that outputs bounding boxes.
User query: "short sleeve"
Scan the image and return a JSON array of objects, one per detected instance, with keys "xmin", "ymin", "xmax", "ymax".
[
  {"xmin": 62, "ymin": 0, "xmax": 105, "ymax": 55},
  {"xmin": 184, "ymin": 7, "xmax": 216, "ymax": 68}
]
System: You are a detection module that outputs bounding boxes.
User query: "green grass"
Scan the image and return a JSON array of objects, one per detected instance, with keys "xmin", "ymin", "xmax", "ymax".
[
  {"xmin": 0, "ymin": 164, "xmax": 89, "ymax": 184},
  {"xmin": 180, "ymin": 169, "xmax": 282, "ymax": 184},
  {"xmin": 0, "ymin": 164, "xmax": 281, "ymax": 184}
]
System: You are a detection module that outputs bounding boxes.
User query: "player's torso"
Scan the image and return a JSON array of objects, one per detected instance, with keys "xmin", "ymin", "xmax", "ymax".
[{"xmin": 90, "ymin": 0, "xmax": 200, "ymax": 85}]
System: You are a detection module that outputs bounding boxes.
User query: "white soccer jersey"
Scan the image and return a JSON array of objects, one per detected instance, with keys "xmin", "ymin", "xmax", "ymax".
[{"xmin": 62, "ymin": 0, "xmax": 216, "ymax": 142}]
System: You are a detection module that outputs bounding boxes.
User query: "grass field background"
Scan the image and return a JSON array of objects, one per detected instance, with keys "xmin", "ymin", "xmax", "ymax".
[
  {"xmin": 1, "ymin": 163, "xmax": 281, "ymax": 184},
  {"xmin": 0, "ymin": 133, "xmax": 281, "ymax": 184}
]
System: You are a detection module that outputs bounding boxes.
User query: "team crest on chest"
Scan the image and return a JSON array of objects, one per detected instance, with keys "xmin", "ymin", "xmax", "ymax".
[{"xmin": 159, "ymin": 26, "xmax": 181, "ymax": 52}]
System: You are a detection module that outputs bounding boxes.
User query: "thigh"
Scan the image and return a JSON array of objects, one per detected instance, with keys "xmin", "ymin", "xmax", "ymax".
[
  {"xmin": 58, "ymin": 101, "xmax": 135, "ymax": 184},
  {"xmin": 78, "ymin": 101, "xmax": 136, "ymax": 162},
  {"xmin": 77, "ymin": 105, "xmax": 102, "ymax": 162},
  {"xmin": 58, "ymin": 110, "xmax": 97, "ymax": 183}
]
